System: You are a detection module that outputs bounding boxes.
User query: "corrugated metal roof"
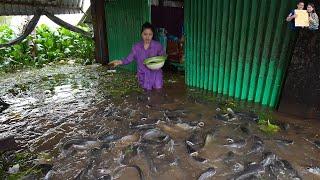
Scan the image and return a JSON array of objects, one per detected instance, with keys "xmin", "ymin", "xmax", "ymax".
[{"xmin": 0, "ymin": 0, "xmax": 84, "ymax": 16}]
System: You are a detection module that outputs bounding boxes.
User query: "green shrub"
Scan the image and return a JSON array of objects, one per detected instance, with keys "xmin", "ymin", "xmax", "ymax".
[{"xmin": 0, "ymin": 24, "xmax": 94, "ymax": 73}]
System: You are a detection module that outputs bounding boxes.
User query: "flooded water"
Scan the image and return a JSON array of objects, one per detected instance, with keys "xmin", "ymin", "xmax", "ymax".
[{"xmin": 0, "ymin": 64, "xmax": 319, "ymax": 179}]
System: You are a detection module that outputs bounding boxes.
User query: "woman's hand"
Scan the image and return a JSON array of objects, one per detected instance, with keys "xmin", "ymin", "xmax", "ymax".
[
  {"xmin": 309, "ymin": 16, "xmax": 315, "ymax": 23},
  {"xmin": 108, "ymin": 60, "xmax": 123, "ymax": 67}
]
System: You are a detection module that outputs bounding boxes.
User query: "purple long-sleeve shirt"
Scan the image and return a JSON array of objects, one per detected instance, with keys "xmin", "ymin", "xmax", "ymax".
[{"xmin": 121, "ymin": 40, "xmax": 165, "ymax": 90}]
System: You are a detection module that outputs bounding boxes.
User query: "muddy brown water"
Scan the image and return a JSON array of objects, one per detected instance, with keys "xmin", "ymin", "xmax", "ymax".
[{"xmin": 0, "ymin": 64, "xmax": 319, "ymax": 179}]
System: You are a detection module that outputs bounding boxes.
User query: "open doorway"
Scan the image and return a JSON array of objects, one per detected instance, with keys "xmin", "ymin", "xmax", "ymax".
[{"xmin": 151, "ymin": 0, "xmax": 185, "ymax": 73}]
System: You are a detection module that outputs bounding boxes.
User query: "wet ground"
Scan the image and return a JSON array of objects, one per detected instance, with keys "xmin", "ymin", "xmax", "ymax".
[{"xmin": 0, "ymin": 64, "xmax": 319, "ymax": 179}]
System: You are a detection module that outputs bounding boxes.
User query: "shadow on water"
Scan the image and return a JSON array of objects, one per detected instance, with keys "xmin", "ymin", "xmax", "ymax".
[{"xmin": 0, "ymin": 64, "xmax": 319, "ymax": 179}]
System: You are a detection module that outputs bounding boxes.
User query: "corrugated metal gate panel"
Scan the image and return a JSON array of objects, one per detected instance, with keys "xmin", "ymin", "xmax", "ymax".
[
  {"xmin": 184, "ymin": 0, "xmax": 297, "ymax": 108},
  {"xmin": 105, "ymin": 0, "xmax": 151, "ymax": 72}
]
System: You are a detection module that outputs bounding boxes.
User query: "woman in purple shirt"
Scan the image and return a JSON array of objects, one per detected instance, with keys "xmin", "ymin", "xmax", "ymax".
[{"xmin": 109, "ymin": 22, "xmax": 166, "ymax": 91}]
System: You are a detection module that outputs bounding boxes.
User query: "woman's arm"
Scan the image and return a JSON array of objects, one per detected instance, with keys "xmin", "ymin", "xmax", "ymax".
[
  {"xmin": 108, "ymin": 45, "xmax": 136, "ymax": 67},
  {"xmin": 315, "ymin": 14, "xmax": 319, "ymax": 28},
  {"xmin": 121, "ymin": 46, "xmax": 136, "ymax": 65}
]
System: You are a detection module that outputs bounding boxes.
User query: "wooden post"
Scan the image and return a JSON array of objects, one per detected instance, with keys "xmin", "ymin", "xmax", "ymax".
[{"xmin": 90, "ymin": 0, "xmax": 108, "ymax": 64}]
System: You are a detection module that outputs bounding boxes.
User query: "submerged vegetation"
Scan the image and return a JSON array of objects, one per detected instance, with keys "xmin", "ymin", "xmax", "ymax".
[
  {"xmin": 257, "ymin": 111, "xmax": 281, "ymax": 134},
  {"xmin": 0, "ymin": 24, "xmax": 94, "ymax": 73},
  {"xmin": 0, "ymin": 151, "xmax": 44, "ymax": 179}
]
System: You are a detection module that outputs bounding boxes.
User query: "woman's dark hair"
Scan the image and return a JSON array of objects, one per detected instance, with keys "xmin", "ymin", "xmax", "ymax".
[
  {"xmin": 141, "ymin": 22, "xmax": 155, "ymax": 34},
  {"xmin": 308, "ymin": 3, "xmax": 316, "ymax": 13},
  {"xmin": 297, "ymin": 1, "xmax": 304, "ymax": 5}
]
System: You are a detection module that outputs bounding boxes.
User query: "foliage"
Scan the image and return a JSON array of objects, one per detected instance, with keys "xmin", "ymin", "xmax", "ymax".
[
  {"xmin": 258, "ymin": 120, "xmax": 281, "ymax": 134},
  {"xmin": 257, "ymin": 111, "xmax": 280, "ymax": 134},
  {"xmin": 0, "ymin": 24, "xmax": 94, "ymax": 73},
  {"xmin": 0, "ymin": 151, "xmax": 43, "ymax": 179},
  {"xmin": 0, "ymin": 25, "xmax": 32, "ymax": 72}
]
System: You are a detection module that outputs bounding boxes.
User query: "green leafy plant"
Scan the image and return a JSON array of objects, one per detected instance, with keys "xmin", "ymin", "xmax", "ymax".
[
  {"xmin": 0, "ymin": 24, "xmax": 94, "ymax": 73},
  {"xmin": 0, "ymin": 25, "xmax": 32, "ymax": 72},
  {"xmin": 257, "ymin": 111, "xmax": 280, "ymax": 134},
  {"xmin": 0, "ymin": 151, "xmax": 43, "ymax": 180}
]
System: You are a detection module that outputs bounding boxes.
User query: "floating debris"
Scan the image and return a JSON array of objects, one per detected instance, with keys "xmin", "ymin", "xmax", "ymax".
[
  {"xmin": 107, "ymin": 70, "xmax": 117, "ymax": 73},
  {"xmin": 307, "ymin": 166, "xmax": 320, "ymax": 176},
  {"xmin": 8, "ymin": 164, "xmax": 20, "ymax": 174}
]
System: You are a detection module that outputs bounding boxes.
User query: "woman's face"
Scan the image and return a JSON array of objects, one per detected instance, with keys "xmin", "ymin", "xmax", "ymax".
[
  {"xmin": 307, "ymin": 5, "xmax": 314, "ymax": 13},
  {"xmin": 297, "ymin": 3, "xmax": 304, "ymax": 10},
  {"xmin": 142, "ymin": 28, "xmax": 153, "ymax": 44}
]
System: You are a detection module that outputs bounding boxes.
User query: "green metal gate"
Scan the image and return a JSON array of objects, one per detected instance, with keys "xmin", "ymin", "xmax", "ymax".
[
  {"xmin": 105, "ymin": 0, "xmax": 151, "ymax": 72},
  {"xmin": 184, "ymin": 0, "xmax": 297, "ymax": 108}
]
